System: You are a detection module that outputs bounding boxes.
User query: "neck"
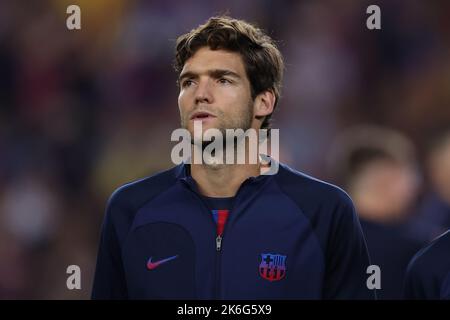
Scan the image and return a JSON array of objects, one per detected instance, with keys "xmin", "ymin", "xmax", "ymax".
[
  {"xmin": 190, "ymin": 139, "xmax": 261, "ymax": 197},
  {"xmin": 189, "ymin": 128, "xmax": 270, "ymax": 197},
  {"xmin": 191, "ymin": 162, "xmax": 260, "ymax": 197}
]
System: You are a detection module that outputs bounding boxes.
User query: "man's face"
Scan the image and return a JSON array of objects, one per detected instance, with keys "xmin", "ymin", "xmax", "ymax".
[{"xmin": 178, "ymin": 47, "xmax": 254, "ymax": 137}]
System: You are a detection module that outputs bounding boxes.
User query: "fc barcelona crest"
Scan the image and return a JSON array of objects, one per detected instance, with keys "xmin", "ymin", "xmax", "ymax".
[{"xmin": 259, "ymin": 253, "xmax": 287, "ymax": 281}]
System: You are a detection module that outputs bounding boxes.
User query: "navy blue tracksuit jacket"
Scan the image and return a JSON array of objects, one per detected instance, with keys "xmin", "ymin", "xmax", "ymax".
[
  {"xmin": 92, "ymin": 162, "xmax": 374, "ymax": 299},
  {"xmin": 404, "ymin": 230, "xmax": 450, "ymax": 299}
]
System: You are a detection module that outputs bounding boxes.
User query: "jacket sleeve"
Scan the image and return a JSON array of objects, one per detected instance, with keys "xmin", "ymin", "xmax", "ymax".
[
  {"xmin": 91, "ymin": 196, "xmax": 128, "ymax": 299},
  {"xmin": 323, "ymin": 195, "xmax": 376, "ymax": 300},
  {"xmin": 403, "ymin": 259, "xmax": 428, "ymax": 299}
]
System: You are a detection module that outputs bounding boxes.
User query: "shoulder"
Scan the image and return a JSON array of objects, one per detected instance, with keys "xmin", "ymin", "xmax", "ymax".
[
  {"xmin": 274, "ymin": 162, "xmax": 354, "ymax": 212},
  {"xmin": 106, "ymin": 165, "xmax": 182, "ymax": 214},
  {"xmin": 101, "ymin": 165, "xmax": 183, "ymax": 242},
  {"xmin": 405, "ymin": 230, "xmax": 450, "ymax": 299},
  {"xmin": 407, "ymin": 230, "xmax": 450, "ymax": 278}
]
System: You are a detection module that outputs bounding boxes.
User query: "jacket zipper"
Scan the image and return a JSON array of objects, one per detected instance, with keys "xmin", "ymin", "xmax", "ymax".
[
  {"xmin": 216, "ymin": 235, "xmax": 223, "ymax": 251},
  {"xmin": 184, "ymin": 187, "xmax": 226, "ymax": 299},
  {"xmin": 215, "ymin": 234, "xmax": 222, "ymax": 298},
  {"xmin": 212, "ymin": 180, "xmax": 252, "ymax": 298},
  {"xmin": 182, "ymin": 177, "xmax": 253, "ymax": 299}
]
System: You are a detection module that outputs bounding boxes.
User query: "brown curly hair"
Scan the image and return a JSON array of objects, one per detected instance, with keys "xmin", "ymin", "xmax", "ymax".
[{"xmin": 174, "ymin": 16, "xmax": 284, "ymax": 130}]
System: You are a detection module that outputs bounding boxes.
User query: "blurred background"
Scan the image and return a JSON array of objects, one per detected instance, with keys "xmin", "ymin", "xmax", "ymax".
[{"xmin": 0, "ymin": 0, "xmax": 449, "ymax": 299}]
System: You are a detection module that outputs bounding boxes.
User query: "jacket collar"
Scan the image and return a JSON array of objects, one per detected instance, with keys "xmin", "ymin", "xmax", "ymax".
[{"xmin": 175, "ymin": 157, "xmax": 278, "ymax": 195}]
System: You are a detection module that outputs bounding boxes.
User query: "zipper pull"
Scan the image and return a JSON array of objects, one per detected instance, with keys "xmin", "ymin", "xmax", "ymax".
[{"xmin": 216, "ymin": 235, "xmax": 222, "ymax": 251}]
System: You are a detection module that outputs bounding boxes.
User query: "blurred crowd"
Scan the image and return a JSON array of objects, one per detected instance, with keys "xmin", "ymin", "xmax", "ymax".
[{"xmin": 0, "ymin": 0, "xmax": 449, "ymax": 299}]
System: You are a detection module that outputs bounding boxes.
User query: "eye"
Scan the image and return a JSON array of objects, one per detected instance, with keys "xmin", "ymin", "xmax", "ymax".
[
  {"xmin": 218, "ymin": 78, "xmax": 232, "ymax": 85},
  {"xmin": 181, "ymin": 79, "xmax": 194, "ymax": 88}
]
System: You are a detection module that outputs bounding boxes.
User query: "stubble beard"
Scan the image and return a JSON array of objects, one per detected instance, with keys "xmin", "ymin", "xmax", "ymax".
[{"xmin": 180, "ymin": 101, "xmax": 254, "ymax": 168}]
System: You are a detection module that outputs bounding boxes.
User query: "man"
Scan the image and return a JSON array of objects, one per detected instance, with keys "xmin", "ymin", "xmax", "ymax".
[
  {"xmin": 406, "ymin": 126, "xmax": 450, "ymax": 243},
  {"xmin": 404, "ymin": 230, "xmax": 450, "ymax": 299},
  {"xmin": 92, "ymin": 16, "xmax": 374, "ymax": 299},
  {"xmin": 328, "ymin": 126, "xmax": 423, "ymax": 299}
]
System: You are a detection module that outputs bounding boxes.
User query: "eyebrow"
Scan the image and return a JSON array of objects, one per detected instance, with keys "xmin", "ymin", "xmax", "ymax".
[{"xmin": 178, "ymin": 69, "xmax": 242, "ymax": 83}]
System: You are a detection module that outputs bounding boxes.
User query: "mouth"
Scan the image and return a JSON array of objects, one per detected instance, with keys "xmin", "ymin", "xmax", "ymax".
[{"xmin": 190, "ymin": 111, "xmax": 217, "ymax": 121}]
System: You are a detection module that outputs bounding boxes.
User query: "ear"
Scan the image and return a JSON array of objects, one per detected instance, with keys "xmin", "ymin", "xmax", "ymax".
[{"xmin": 254, "ymin": 90, "xmax": 276, "ymax": 118}]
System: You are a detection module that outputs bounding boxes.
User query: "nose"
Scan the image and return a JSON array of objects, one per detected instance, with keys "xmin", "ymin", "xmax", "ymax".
[{"xmin": 194, "ymin": 79, "xmax": 213, "ymax": 105}]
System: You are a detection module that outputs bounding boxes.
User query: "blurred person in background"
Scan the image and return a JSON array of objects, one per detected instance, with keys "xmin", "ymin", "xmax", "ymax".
[
  {"xmin": 403, "ymin": 127, "xmax": 450, "ymax": 299},
  {"xmin": 406, "ymin": 126, "xmax": 450, "ymax": 243},
  {"xmin": 328, "ymin": 125, "xmax": 424, "ymax": 299}
]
